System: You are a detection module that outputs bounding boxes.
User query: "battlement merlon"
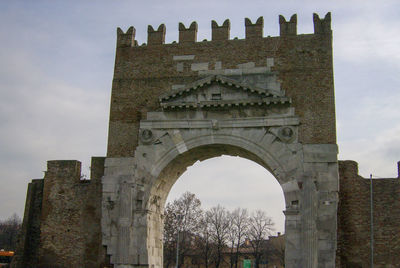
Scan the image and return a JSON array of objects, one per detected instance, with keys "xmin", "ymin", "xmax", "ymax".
[
  {"xmin": 245, "ymin": 16, "xmax": 263, "ymax": 39},
  {"xmin": 279, "ymin": 14, "xmax": 297, "ymax": 36},
  {"xmin": 116, "ymin": 26, "xmax": 137, "ymax": 48},
  {"xmin": 179, "ymin": 21, "xmax": 198, "ymax": 43},
  {"xmin": 147, "ymin": 24, "xmax": 166, "ymax": 45},
  {"xmin": 44, "ymin": 157, "xmax": 106, "ymax": 184},
  {"xmin": 116, "ymin": 13, "xmax": 331, "ymax": 47},
  {"xmin": 46, "ymin": 160, "xmax": 82, "ymax": 183},
  {"xmin": 211, "ymin": 19, "xmax": 230, "ymax": 41},
  {"xmin": 313, "ymin": 12, "xmax": 332, "ymax": 34}
]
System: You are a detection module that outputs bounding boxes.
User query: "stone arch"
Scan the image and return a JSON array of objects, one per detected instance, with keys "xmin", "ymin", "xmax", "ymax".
[
  {"xmin": 102, "ymin": 118, "xmax": 338, "ymax": 268},
  {"xmin": 114, "ymin": 121, "xmax": 306, "ymax": 267},
  {"xmin": 102, "ymin": 75, "xmax": 338, "ymax": 268},
  {"xmin": 145, "ymin": 133, "xmax": 301, "ymax": 212},
  {"xmin": 143, "ymin": 138, "xmax": 300, "ymax": 267}
]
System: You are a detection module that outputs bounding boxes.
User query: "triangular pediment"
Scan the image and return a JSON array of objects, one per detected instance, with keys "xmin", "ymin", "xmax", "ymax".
[{"xmin": 160, "ymin": 75, "xmax": 291, "ymax": 109}]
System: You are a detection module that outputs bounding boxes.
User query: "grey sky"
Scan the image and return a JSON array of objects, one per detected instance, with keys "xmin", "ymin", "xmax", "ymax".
[{"xmin": 0, "ymin": 1, "xmax": 399, "ymax": 233}]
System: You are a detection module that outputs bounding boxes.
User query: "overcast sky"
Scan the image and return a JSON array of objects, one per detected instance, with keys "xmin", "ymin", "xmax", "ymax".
[{"xmin": 1, "ymin": 1, "xmax": 399, "ymax": 234}]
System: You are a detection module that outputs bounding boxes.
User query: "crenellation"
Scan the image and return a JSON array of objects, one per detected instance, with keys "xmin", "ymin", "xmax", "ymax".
[
  {"xmin": 245, "ymin": 16, "xmax": 264, "ymax": 39},
  {"xmin": 313, "ymin": 12, "xmax": 331, "ymax": 34},
  {"xmin": 178, "ymin": 21, "xmax": 198, "ymax": 43},
  {"xmin": 147, "ymin": 24, "xmax": 166, "ymax": 45},
  {"xmin": 116, "ymin": 14, "xmax": 333, "ymax": 47},
  {"xmin": 211, "ymin": 19, "xmax": 230, "ymax": 41},
  {"xmin": 279, "ymin": 14, "xmax": 297, "ymax": 36},
  {"xmin": 46, "ymin": 160, "xmax": 82, "ymax": 183},
  {"xmin": 116, "ymin": 26, "xmax": 137, "ymax": 48}
]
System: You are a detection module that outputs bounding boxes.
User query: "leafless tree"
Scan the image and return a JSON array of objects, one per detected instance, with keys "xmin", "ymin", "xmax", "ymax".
[
  {"xmin": 0, "ymin": 213, "xmax": 21, "ymax": 250},
  {"xmin": 227, "ymin": 208, "xmax": 249, "ymax": 268},
  {"xmin": 163, "ymin": 204, "xmax": 178, "ymax": 268},
  {"xmin": 194, "ymin": 214, "xmax": 214, "ymax": 268},
  {"xmin": 227, "ymin": 212, "xmax": 236, "ymax": 268},
  {"xmin": 163, "ymin": 192, "xmax": 203, "ymax": 268},
  {"xmin": 246, "ymin": 210, "xmax": 274, "ymax": 268},
  {"xmin": 207, "ymin": 205, "xmax": 230, "ymax": 268},
  {"xmin": 163, "ymin": 194, "xmax": 279, "ymax": 268}
]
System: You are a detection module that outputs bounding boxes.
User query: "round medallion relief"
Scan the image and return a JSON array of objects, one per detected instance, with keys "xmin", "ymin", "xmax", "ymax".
[
  {"xmin": 139, "ymin": 128, "xmax": 154, "ymax": 144},
  {"xmin": 278, "ymin": 126, "xmax": 295, "ymax": 143}
]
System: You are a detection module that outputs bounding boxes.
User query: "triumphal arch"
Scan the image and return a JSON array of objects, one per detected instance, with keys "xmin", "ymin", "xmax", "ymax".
[{"xmin": 101, "ymin": 13, "xmax": 338, "ymax": 268}]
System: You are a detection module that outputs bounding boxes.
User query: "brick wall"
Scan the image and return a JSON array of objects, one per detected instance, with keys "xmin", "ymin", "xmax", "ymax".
[
  {"xmin": 107, "ymin": 14, "xmax": 335, "ymax": 157},
  {"xmin": 15, "ymin": 159, "xmax": 400, "ymax": 267},
  {"xmin": 337, "ymin": 160, "xmax": 400, "ymax": 267}
]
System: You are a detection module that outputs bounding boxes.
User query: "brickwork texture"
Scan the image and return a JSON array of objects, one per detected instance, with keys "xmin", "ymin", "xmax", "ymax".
[{"xmin": 337, "ymin": 161, "xmax": 400, "ymax": 268}]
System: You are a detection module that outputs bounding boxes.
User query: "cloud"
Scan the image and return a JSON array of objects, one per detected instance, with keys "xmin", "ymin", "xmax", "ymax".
[
  {"xmin": 340, "ymin": 125, "xmax": 400, "ymax": 178},
  {"xmin": 334, "ymin": 17, "xmax": 400, "ymax": 67}
]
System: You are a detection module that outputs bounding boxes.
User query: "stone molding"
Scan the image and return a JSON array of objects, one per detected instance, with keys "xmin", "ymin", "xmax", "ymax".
[{"xmin": 140, "ymin": 116, "xmax": 299, "ymax": 130}]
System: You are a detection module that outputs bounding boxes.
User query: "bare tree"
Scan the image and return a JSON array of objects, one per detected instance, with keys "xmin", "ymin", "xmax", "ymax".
[
  {"xmin": 163, "ymin": 204, "xmax": 178, "ymax": 268},
  {"xmin": 227, "ymin": 212, "xmax": 236, "ymax": 268},
  {"xmin": 163, "ymin": 192, "xmax": 203, "ymax": 268},
  {"xmin": 0, "ymin": 213, "xmax": 21, "ymax": 250},
  {"xmin": 246, "ymin": 210, "xmax": 274, "ymax": 268},
  {"xmin": 194, "ymin": 214, "xmax": 214, "ymax": 268},
  {"xmin": 163, "ymin": 194, "xmax": 279, "ymax": 268},
  {"xmin": 207, "ymin": 205, "xmax": 230, "ymax": 268},
  {"xmin": 229, "ymin": 208, "xmax": 249, "ymax": 268}
]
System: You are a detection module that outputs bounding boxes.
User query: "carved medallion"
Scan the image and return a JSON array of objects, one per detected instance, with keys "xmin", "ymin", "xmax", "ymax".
[{"xmin": 139, "ymin": 128, "xmax": 154, "ymax": 144}]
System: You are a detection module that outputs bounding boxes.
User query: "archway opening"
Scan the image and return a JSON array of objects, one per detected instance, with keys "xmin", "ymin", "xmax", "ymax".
[
  {"xmin": 147, "ymin": 143, "xmax": 287, "ymax": 268},
  {"xmin": 167, "ymin": 155, "xmax": 285, "ymax": 233}
]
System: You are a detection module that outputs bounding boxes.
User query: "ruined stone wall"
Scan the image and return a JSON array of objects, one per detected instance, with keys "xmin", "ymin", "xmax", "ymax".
[
  {"xmin": 337, "ymin": 160, "xmax": 400, "ymax": 268},
  {"xmin": 11, "ymin": 179, "xmax": 43, "ymax": 267},
  {"xmin": 107, "ymin": 13, "xmax": 335, "ymax": 157},
  {"xmin": 12, "ymin": 157, "xmax": 108, "ymax": 268}
]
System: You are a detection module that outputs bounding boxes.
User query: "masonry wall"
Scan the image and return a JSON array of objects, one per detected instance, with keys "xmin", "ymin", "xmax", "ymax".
[
  {"xmin": 14, "ymin": 159, "xmax": 400, "ymax": 267},
  {"xmin": 11, "ymin": 157, "xmax": 109, "ymax": 268},
  {"xmin": 11, "ymin": 179, "xmax": 43, "ymax": 267},
  {"xmin": 107, "ymin": 14, "xmax": 335, "ymax": 157},
  {"xmin": 337, "ymin": 160, "xmax": 400, "ymax": 268}
]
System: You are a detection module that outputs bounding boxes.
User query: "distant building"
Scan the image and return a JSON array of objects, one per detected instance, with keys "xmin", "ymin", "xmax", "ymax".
[{"xmin": 166, "ymin": 233, "xmax": 285, "ymax": 268}]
